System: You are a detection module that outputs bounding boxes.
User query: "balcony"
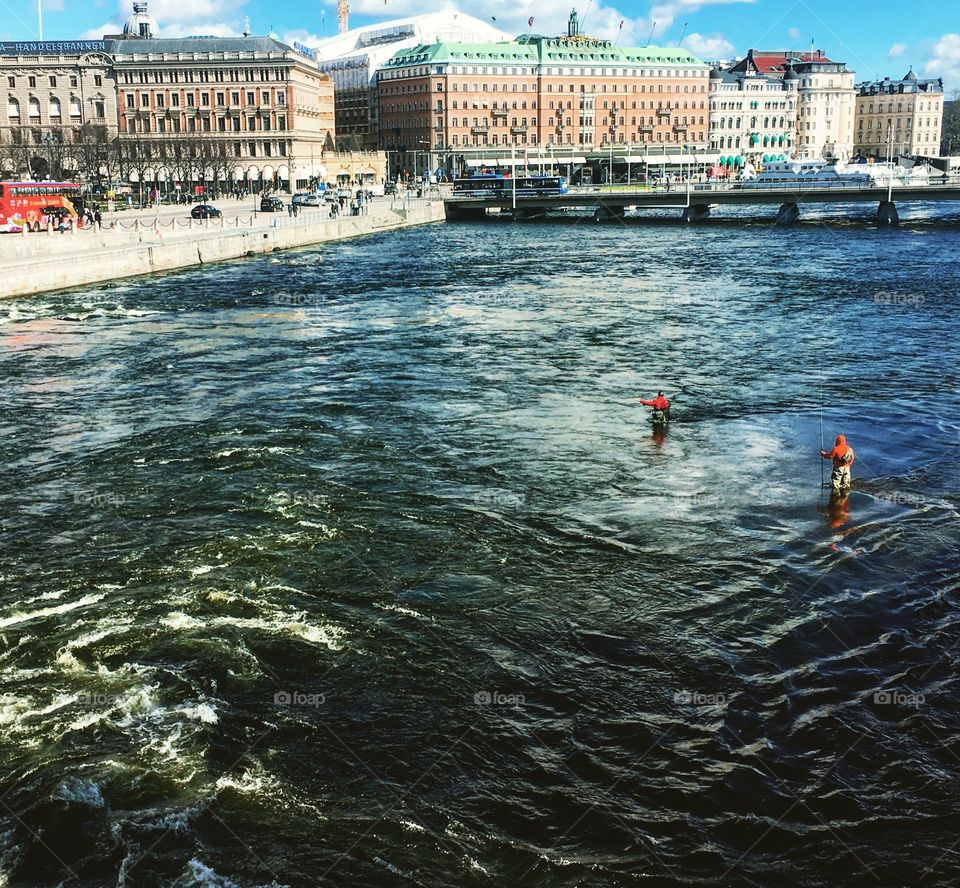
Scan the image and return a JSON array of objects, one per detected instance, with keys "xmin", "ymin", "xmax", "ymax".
[
  {"xmin": 673, "ymin": 123, "xmax": 687, "ymax": 133},
  {"xmin": 511, "ymin": 125, "xmax": 528, "ymax": 134},
  {"xmin": 640, "ymin": 124, "xmax": 654, "ymax": 133},
  {"xmin": 492, "ymin": 108, "xmax": 508, "ymax": 118},
  {"xmin": 470, "ymin": 124, "xmax": 489, "ymax": 134},
  {"xmin": 656, "ymin": 108, "xmax": 672, "ymax": 119}
]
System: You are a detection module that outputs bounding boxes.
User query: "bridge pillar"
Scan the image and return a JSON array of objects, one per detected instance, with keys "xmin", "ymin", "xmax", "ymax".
[
  {"xmin": 444, "ymin": 204, "xmax": 487, "ymax": 222},
  {"xmin": 775, "ymin": 202, "xmax": 800, "ymax": 225},
  {"xmin": 681, "ymin": 204, "xmax": 711, "ymax": 223},
  {"xmin": 876, "ymin": 201, "xmax": 899, "ymax": 227},
  {"xmin": 593, "ymin": 206, "xmax": 626, "ymax": 222}
]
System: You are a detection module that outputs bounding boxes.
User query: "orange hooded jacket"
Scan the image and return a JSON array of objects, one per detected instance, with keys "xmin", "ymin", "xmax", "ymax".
[{"xmin": 822, "ymin": 434, "xmax": 854, "ymax": 468}]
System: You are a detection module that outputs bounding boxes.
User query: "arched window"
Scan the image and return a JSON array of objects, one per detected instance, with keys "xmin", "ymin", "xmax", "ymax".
[
  {"xmin": 49, "ymin": 97, "xmax": 62, "ymax": 119},
  {"xmin": 7, "ymin": 97, "xmax": 20, "ymax": 119},
  {"xmin": 29, "ymin": 97, "xmax": 41, "ymax": 118},
  {"xmin": 70, "ymin": 96, "xmax": 82, "ymax": 118}
]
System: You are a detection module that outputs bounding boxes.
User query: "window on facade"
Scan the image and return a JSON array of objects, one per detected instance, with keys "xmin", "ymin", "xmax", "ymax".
[
  {"xmin": 28, "ymin": 76, "xmax": 36, "ymax": 88},
  {"xmin": 69, "ymin": 97, "xmax": 82, "ymax": 118},
  {"xmin": 49, "ymin": 76, "xmax": 56, "ymax": 87},
  {"xmin": 7, "ymin": 97, "xmax": 20, "ymax": 120},
  {"xmin": 171, "ymin": 94, "xmax": 180, "ymax": 107}
]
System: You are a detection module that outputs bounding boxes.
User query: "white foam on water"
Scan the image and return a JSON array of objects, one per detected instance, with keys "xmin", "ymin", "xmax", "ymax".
[
  {"xmin": 379, "ymin": 603, "xmax": 434, "ymax": 622},
  {"xmin": 54, "ymin": 777, "xmax": 105, "ymax": 808},
  {"xmin": 190, "ymin": 565, "xmax": 217, "ymax": 577},
  {"xmin": 399, "ymin": 819, "xmax": 425, "ymax": 832},
  {"xmin": 214, "ymin": 765, "xmax": 277, "ymax": 797},
  {"xmin": 0, "ymin": 592, "xmax": 104, "ymax": 629},
  {"xmin": 0, "ymin": 692, "xmax": 77, "ymax": 729},
  {"xmin": 186, "ymin": 858, "xmax": 241, "ymax": 887},
  {"xmin": 161, "ymin": 612, "xmax": 204, "ymax": 630},
  {"xmin": 178, "ymin": 703, "xmax": 218, "ymax": 725}
]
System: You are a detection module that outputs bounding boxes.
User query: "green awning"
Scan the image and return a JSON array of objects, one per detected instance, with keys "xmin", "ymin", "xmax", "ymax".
[{"xmin": 735, "ymin": 156, "xmax": 743, "ymax": 166}]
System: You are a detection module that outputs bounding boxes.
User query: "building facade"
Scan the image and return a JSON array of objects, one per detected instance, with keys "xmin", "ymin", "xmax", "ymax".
[
  {"xmin": 727, "ymin": 49, "xmax": 855, "ymax": 161},
  {"xmin": 313, "ymin": 11, "xmax": 510, "ymax": 150},
  {"xmin": 378, "ymin": 11, "xmax": 710, "ymax": 173},
  {"xmin": 1, "ymin": 41, "xmax": 119, "ymax": 180},
  {"xmin": 708, "ymin": 59, "xmax": 798, "ymax": 163},
  {"xmin": 854, "ymin": 70, "xmax": 944, "ymax": 158},
  {"xmin": 112, "ymin": 36, "xmax": 336, "ymax": 192}
]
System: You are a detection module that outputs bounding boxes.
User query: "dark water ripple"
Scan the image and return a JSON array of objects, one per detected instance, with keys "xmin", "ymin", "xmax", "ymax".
[{"xmin": 1, "ymin": 213, "xmax": 960, "ymax": 886}]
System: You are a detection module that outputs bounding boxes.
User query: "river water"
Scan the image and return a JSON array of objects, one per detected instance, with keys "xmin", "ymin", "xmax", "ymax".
[{"xmin": 1, "ymin": 207, "xmax": 959, "ymax": 887}]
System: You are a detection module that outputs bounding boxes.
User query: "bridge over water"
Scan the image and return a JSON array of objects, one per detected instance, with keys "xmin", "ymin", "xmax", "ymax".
[{"xmin": 443, "ymin": 178, "xmax": 960, "ymax": 225}]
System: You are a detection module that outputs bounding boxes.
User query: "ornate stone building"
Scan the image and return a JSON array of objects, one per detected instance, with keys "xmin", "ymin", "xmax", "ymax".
[
  {"xmin": 1, "ymin": 40, "xmax": 119, "ymax": 180},
  {"xmin": 854, "ymin": 70, "xmax": 944, "ymax": 158}
]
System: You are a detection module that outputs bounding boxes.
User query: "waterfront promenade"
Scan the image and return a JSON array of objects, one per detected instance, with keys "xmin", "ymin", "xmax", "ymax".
[{"xmin": 0, "ymin": 197, "xmax": 445, "ymax": 298}]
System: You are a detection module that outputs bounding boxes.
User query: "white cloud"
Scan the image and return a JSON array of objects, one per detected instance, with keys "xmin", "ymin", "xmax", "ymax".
[
  {"xmin": 158, "ymin": 21, "xmax": 243, "ymax": 37},
  {"xmin": 684, "ymin": 31, "xmax": 734, "ymax": 60},
  {"xmin": 315, "ymin": 0, "xmax": 752, "ymax": 47},
  {"xmin": 787, "ymin": 27, "xmax": 801, "ymax": 40},
  {"xmin": 923, "ymin": 33, "xmax": 960, "ymax": 90},
  {"xmin": 80, "ymin": 22, "xmax": 120, "ymax": 39},
  {"xmin": 888, "ymin": 42, "xmax": 907, "ymax": 58}
]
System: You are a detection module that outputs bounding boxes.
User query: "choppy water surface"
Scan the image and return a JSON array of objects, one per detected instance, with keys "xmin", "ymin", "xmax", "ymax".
[{"xmin": 1, "ymin": 211, "xmax": 960, "ymax": 887}]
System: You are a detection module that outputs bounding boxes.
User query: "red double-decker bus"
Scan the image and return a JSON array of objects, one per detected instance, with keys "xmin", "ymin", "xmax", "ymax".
[{"xmin": 0, "ymin": 182, "xmax": 83, "ymax": 233}]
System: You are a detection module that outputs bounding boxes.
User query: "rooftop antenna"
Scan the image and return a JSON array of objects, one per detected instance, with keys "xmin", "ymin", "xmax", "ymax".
[
  {"xmin": 38, "ymin": 0, "xmax": 43, "ymax": 40},
  {"xmin": 646, "ymin": 21, "xmax": 657, "ymax": 45},
  {"xmin": 676, "ymin": 22, "xmax": 687, "ymax": 47}
]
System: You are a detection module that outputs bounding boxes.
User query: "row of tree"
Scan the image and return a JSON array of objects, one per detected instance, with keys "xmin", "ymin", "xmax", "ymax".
[{"xmin": 0, "ymin": 124, "xmax": 314, "ymax": 191}]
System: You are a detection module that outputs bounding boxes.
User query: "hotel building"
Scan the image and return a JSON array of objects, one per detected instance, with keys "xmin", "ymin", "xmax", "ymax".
[{"xmin": 377, "ymin": 11, "xmax": 710, "ymax": 173}]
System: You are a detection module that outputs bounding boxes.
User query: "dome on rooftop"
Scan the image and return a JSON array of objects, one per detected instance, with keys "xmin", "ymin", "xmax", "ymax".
[
  {"xmin": 709, "ymin": 65, "xmax": 723, "ymax": 79},
  {"xmin": 783, "ymin": 65, "xmax": 799, "ymax": 81},
  {"xmin": 123, "ymin": 1, "xmax": 158, "ymax": 39},
  {"xmin": 903, "ymin": 67, "xmax": 918, "ymax": 81}
]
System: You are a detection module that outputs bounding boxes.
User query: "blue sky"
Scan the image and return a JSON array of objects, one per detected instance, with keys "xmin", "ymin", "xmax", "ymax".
[{"xmin": 4, "ymin": 0, "xmax": 959, "ymax": 90}]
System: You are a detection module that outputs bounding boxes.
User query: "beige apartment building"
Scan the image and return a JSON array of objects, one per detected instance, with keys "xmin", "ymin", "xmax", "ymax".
[
  {"xmin": 112, "ymin": 36, "xmax": 336, "ymax": 192},
  {"xmin": 854, "ymin": 70, "xmax": 944, "ymax": 158},
  {"xmin": 727, "ymin": 50, "xmax": 856, "ymax": 161}
]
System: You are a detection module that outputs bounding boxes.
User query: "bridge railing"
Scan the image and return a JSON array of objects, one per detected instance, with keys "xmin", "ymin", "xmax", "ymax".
[{"xmin": 444, "ymin": 174, "xmax": 960, "ymax": 201}]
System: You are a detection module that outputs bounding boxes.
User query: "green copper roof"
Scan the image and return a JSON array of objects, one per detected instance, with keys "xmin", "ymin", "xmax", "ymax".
[{"xmin": 381, "ymin": 37, "xmax": 706, "ymax": 69}]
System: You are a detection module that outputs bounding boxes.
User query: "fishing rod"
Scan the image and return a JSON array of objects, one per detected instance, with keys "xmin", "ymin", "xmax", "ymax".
[{"xmin": 819, "ymin": 368, "xmax": 825, "ymax": 489}]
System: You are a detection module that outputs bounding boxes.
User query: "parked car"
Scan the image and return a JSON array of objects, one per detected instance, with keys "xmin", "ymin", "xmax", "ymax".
[
  {"xmin": 336, "ymin": 188, "xmax": 353, "ymax": 199},
  {"xmin": 260, "ymin": 195, "xmax": 284, "ymax": 212},
  {"xmin": 191, "ymin": 204, "xmax": 222, "ymax": 219},
  {"xmin": 293, "ymin": 193, "xmax": 321, "ymax": 207},
  {"xmin": 384, "ymin": 182, "xmax": 398, "ymax": 195}
]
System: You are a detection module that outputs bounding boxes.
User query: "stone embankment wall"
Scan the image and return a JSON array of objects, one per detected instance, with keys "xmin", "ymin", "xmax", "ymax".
[{"xmin": 0, "ymin": 201, "xmax": 445, "ymax": 298}]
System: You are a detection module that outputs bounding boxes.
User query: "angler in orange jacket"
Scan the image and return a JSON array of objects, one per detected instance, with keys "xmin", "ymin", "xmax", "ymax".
[
  {"xmin": 639, "ymin": 391, "xmax": 670, "ymax": 424},
  {"xmin": 820, "ymin": 434, "xmax": 854, "ymax": 491}
]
